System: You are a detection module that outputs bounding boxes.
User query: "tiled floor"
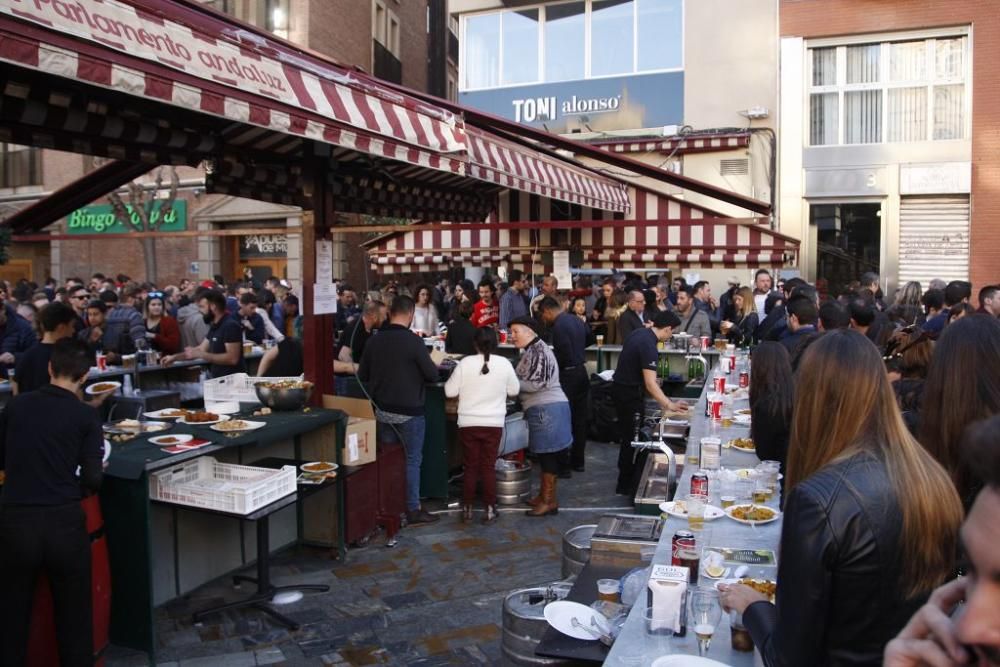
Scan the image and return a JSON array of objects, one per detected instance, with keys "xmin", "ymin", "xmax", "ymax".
[{"xmin": 105, "ymin": 440, "xmax": 630, "ymax": 666}]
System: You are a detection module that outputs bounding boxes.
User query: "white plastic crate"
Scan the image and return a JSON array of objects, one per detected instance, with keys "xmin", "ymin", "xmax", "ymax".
[
  {"xmin": 149, "ymin": 456, "xmax": 297, "ymax": 515},
  {"xmin": 203, "ymin": 373, "xmax": 303, "ymax": 405}
]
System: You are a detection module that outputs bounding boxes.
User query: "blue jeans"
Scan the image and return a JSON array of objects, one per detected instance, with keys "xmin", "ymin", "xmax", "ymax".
[{"xmin": 378, "ymin": 417, "xmax": 426, "ymax": 511}]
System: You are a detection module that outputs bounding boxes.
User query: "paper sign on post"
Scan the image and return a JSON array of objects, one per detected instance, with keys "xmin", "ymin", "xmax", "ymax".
[
  {"xmin": 313, "ymin": 282, "xmax": 338, "ymax": 315},
  {"xmin": 316, "ymin": 239, "xmax": 333, "ymax": 284},
  {"xmin": 552, "ymin": 250, "xmax": 572, "ymax": 290}
]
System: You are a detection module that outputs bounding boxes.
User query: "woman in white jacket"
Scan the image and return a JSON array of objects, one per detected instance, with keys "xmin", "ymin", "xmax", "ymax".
[
  {"xmin": 410, "ymin": 284, "xmax": 439, "ymax": 336},
  {"xmin": 444, "ymin": 327, "xmax": 519, "ymax": 523}
]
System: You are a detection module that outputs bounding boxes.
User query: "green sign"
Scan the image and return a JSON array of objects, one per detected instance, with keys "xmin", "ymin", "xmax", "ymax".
[{"xmin": 66, "ymin": 201, "xmax": 187, "ymax": 234}]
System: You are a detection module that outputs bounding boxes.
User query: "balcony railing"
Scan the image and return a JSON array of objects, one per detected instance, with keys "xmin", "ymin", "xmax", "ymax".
[{"xmin": 373, "ymin": 40, "xmax": 402, "ymax": 84}]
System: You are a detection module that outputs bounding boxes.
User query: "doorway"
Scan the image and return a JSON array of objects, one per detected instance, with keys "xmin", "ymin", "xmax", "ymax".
[{"xmin": 809, "ymin": 202, "xmax": 882, "ymax": 298}]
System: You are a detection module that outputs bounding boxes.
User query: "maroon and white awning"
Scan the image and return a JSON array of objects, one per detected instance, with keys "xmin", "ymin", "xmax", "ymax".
[
  {"xmin": 366, "ymin": 188, "xmax": 798, "ymax": 274},
  {"xmin": 594, "ymin": 131, "xmax": 751, "ymax": 156}
]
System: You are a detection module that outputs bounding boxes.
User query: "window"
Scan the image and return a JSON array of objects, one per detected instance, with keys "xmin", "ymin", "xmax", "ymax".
[
  {"xmin": 807, "ymin": 34, "xmax": 968, "ymax": 146},
  {"xmin": 373, "ymin": 1, "xmax": 400, "ymax": 58},
  {"xmin": 0, "ymin": 144, "xmax": 41, "ymax": 189},
  {"xmin": 544, "ymin": 2, "xmax": 585, "ymax": 83},
  {"xmin": 460, "ymin": 0, "xmax": 682, "ymax": 91}
]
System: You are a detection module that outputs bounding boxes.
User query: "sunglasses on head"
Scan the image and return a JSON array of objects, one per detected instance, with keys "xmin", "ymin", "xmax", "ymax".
[{"xmin": 147, "ymin": 292, "xmax": 164, "ymax": 299}]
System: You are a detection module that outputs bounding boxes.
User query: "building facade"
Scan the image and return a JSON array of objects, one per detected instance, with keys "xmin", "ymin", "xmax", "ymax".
[
  {"xmin": 0, "ymin": 0, "xmax": 450, "ymax": 289},
  {"xmin": 445, "ymin": 0, "xmax": 780, "ymax": 288},
  {"xmin": 779, "ymin": 0, "xmax": 997, "ymax": 295}
]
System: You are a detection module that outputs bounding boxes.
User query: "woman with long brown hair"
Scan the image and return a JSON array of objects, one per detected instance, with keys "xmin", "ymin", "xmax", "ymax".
[
  {"xmin": 721, "ymin": 286, "xmax": 759, "ymax": 346},
  {"xmin": 720, "ymin": 330, "xmax": 962, "ymax": 666},
  {"xmin": 920, "ymin": 314, "xmax": 1000, "ymax": 508}
]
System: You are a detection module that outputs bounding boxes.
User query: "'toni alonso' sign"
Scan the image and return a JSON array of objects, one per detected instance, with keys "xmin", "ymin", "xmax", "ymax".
[{"xmin": 66, "ymin": 201, "xmax": 187, "ymax": 234}]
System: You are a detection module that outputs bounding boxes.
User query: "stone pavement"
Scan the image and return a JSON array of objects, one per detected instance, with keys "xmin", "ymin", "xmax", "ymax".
[{"xmin": 105, "ymin": 440, "xmax": 630, "ymax": 666}]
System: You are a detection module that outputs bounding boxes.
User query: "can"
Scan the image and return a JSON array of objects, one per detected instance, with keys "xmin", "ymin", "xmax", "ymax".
[
  {"xmin": 727, "ymin": 354, "xmax": 737, "ymax": 373},
  {"xmin": 499, "ymin": 330, "xmax": 508, "ymax": 344},
  {"xmin": 708, "ymin": 395, "xmax": 723, "ymax": 420},
  {"xmin": 700, "ymin": 336, "xmax": 710, "ymax": 351},
  {"xmin": 739, "ymin": 370, "xmax": 750, "ymax": 388},
  {"xmin": 713, "ymin": 374, "xmax": 726, "ymax": 394},
  {"xmin": 96, "ymin": 353, "xmax": 108, "ymax": 371},
  {"xmin": 690, "ymin": 472, "xmax": 709, "ymax": 496},
  {"xmin": 671, "ymin": 530, "xmax": 696, "ymax": 566}
]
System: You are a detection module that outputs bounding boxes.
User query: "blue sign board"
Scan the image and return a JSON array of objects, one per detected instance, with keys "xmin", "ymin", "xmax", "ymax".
[{"xmin": 459, "ymin": 71, "xmax": 684, "ymax": 134}]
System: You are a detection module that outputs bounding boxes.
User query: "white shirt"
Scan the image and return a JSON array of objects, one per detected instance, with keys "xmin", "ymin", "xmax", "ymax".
[
  {"xmin": 444, "ymin": 354, "xmax": 520, "ymax": 428},
  {"xmin": 410, "ymin": 305, "xmax": 439, "ymax": 336},
  {"xmin": 754, "ymin": 292, "xmax": 768, "ymax": 316}
]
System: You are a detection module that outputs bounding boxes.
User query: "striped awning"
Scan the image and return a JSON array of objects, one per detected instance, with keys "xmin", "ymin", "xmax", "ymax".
[
  {"xmin": 594, "ymin": 132, "xmax": 751, "ymax": 155},
  {"xmin": 366, "ymin": 188, "xmax": 798, "ymax": 274},
  {"xmin": 0, "ymin": 0, "xmax": 632, "ymax": 217}
]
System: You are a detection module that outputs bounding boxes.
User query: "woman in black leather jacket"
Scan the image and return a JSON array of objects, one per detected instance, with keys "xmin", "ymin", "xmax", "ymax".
[{"xmin": 719, "ymin": 330, "xmax": 963, "ymax": 666}]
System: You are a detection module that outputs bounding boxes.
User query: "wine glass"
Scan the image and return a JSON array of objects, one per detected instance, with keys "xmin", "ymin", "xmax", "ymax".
[{"xmin": 689, "ymin": 587, "xmax": 722, "ymax": 656}]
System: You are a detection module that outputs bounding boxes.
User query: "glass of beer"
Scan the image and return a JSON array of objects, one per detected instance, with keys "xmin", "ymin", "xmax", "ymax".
[
  {"xmin": 753, "ymin": 480, "xmax": 769, "ymax": 504},
  {"xmin": 730, "ymin": 610, "xmax": 754, "ymax": 652},
  {"xmin": 686, "ymin": 441, "xmax": 700, "ymax": 466},
  {"xmin": 597, "ymin": 578, "xmax": 619, "ymax": 603},
  {"xmin": 243, "ymin": 341, "xmax": 253, "ymax": 356},
  {"xmin": 689, "ymin": 587, "xmax": 722, "ymax": 656},
  {"xmin": 686, "ymin": 494, "xmax": 709, "ymax": 531},
  {"xmin": 720, "ymin": 495, "xmax": 736, "ymax": 509},
  {"xmin": 595, "ymin": 334, "xmax": 604, "ymax": 347}
]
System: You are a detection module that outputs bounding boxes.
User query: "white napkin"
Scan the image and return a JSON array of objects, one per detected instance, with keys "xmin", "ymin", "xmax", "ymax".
[{"xmin": 648, "ymin": 579, "xmax": 687, "ymax": 633}]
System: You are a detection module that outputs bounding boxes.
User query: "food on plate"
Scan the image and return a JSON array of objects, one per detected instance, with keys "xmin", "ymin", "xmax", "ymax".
[
  {"xmin": 252, "ymin": 407, "xmax": 273, "ymax": 417},
  {"xmin": 215, "ymin": 420, "xmax": 248, "ymax": 431},
  {"xmin": 156, "ymin": 436, "xmax": 179, "ymax": 444},
  {"xmin": 735, "ymin": 408, "xmax": 752, "ymax": 416},
  {"xmin": 90, "ymin": 382, "xmax": 118, "ymax": 394},
  {"xmin": 729, "ymin": 437, "xmax": 755, "ymax": 451},
  {"xmin": 160, "ymin": 409, "xmax": 186, "ymax": 418},
  {"xmin": 302, "ymin": 462, "xmax": 335, "ymax": 472},
  {"xmin": 184, "ymin": 411, "xmax": 220, "ymax": 423},
  {"xmin": 739, "ymin": 578, "xmax": 777, "ymax": 601},
  {"xmin": 729, "ymin": 505, "xmax": 776, "ymax": 522},
  {"xmin": 670, "ymin": 500, "xmax": 688, "ymax": 514}
]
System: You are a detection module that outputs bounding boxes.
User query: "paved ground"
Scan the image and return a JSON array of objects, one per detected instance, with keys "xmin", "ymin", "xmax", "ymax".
[{"xmin": 106, "ymin": 440, "xmax": 630, "ymax": 666}]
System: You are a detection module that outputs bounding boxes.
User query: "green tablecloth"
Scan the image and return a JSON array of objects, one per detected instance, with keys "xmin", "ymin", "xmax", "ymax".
[{"xmin": 104, "ymin": 407, "xmax": 345, "ymax": 480}]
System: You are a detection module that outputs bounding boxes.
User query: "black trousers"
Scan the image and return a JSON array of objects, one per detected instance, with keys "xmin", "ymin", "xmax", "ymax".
[
  {"xmin": 0, "ymin": 502, "xmax": 93, "ymax": 667},
  {"xmin": 611, "ymin": 383, "xmax": 646, "ymax": 495},
  {"xmin": 558, "ymin": 366, "xmax": 591, "ymax": 470}
]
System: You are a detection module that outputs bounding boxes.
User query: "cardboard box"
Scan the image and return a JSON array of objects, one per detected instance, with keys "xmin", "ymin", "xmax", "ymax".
[{"xmin": 322, "ymin": 395, "xmax": 377, "ymax": 467}]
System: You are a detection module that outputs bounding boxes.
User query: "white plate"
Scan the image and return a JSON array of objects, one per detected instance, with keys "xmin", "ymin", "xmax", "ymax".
[
  {"xmin": 300, "ymin": 461, "xmax": 339, "ymax": 474},
  {"xmin": 652, "ymin": 656, "xmax": 734, "ymax": 667},
  {"xmin": 149, "ymin": 434, "xmax": 194, "ymax": 447},
  {"xmin": 658, "ymin": 501, "xmax": 726, "ymax": 521},
  {"xmin": 85, "ymin": 381, "xmax": 121, "ymax": 396},
  {"xmin": 543, "ymin": 600, "xmax": 610, "ymax": 641},
  {"xmin": 142, "ymin": 408, "xmax": 188, "ymax": 420},
  {"xmin": 210, "ymin": 419, "xmax": 266, "ymax": 433},
  {"xmin": 178, "ymin": 414, "xmax": 231, "ymax": 426},
  {"xmin": 724, "ymin": 504, "xmax": 782, "ymax": 525},
  {"xmin": 732, "ymin": 414, "xmax": 752, "ymax": 425},
  {"xmin": 204, "ymin": 401, "xmax": 240, "ymax": 415},
  {"xmin": 103, "ymin": 439, "xmax": 111, "ymax": 463}
]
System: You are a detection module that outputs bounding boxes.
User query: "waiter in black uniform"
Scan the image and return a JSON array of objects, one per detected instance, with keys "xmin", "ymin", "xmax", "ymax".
[
  {"xmin": 612, "ymin": 310, "xmax": 688, "ymax": 495},
  {"xmin": 537, "ymin": 296, "xmax": 592, "ymax": 475},
  {"xmin": 0, "ymin": 338, "xmax": 104, "ymax": 666},
  {"xmin": 161, "ymin": 289, "xmax": 245, "ymax": 378}
]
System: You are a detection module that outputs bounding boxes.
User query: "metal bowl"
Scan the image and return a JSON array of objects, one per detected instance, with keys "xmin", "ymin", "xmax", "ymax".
[{"xmin": 254, "ymin": 382, "xmax": 314, "ymax": 411}]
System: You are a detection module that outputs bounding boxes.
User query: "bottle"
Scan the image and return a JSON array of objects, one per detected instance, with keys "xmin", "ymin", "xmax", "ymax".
[{"xmin": 122, "ymin": 373, "xmax": 133, "ymax": 395}]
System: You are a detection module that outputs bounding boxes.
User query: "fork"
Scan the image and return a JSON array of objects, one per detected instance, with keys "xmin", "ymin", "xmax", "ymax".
[{"xmin": 570, "ymin": 617, "xmax": 612, "ymax": 646}]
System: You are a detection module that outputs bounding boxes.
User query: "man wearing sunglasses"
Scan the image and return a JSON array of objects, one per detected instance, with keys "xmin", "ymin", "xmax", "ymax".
[{"xmin": 68, "ymin": 287, "xmax": 90, "ymax": 334}]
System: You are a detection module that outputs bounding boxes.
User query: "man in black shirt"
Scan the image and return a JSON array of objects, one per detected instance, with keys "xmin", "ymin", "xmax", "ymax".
[
  {"xmin": 14, "ymin": 301, "xmax": 78, "ymax": 395},
  {"xmin": 538, "ymin": 296, "xmax": 591, "ymax": 475},
  {"xmin": 0, "ymin": 338, "xmax": 103, "ymax": 666},
  {"xmin": 161, "ymin": 289, "xmax": 245, "ymax": 378},
  {"xmin": 334, "ymin": 300, "xmax": 385, "ymax": 396},
  {"xmin": 612, "ymin": 311, "xmax": 688, "ymax": 496}
]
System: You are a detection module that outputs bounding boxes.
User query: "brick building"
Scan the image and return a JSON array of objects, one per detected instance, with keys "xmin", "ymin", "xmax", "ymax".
[
  {"xmin": 778, "ymin": 0, "xmax": 999, "ymax": 295},
  {"xmin": 0, "ymin": 0, "xmax": 458, "ymax": 289}
]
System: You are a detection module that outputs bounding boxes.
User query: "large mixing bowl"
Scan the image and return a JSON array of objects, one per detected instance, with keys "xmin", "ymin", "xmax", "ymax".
[{"xmin": 254, "ymin": 382, "xmax": 314, "ymax": 411}]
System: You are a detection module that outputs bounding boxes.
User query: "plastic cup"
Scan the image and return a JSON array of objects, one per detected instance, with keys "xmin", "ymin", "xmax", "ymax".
[
  {"xmin": 597, "ymin": 578, "xmax": 619, "ymax": 603},
  {"xmin": 686, "ymin": 493, "xmax": 708, "ymax": 531},
  {"xmin": 596, "ymin": 334, "xmax": 605, "ymax": 347}
]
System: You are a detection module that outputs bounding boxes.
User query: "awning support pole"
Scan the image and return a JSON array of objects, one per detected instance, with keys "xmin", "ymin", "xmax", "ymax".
[{"xmin": 301, "ymin": 151, "xmax": 336, "ymax": 400}]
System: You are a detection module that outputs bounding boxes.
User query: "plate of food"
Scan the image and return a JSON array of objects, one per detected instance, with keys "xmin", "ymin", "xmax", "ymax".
[
  {"xmin": 210, "ymin": 419, "xmax": 266, "ymax": 433},
  {"xmin": 732, "ymin": 414, "xmax": 752, "ymax": 425},
  {"xmin": 726, "ymin": 437, "xmax": 756, "ymax": 452},
  {"xmin": 149, "ymin": 434, "xmax": 194, "ymax": 447},
  {"xmin": 104, "ymin": 419, "xmax": 170, "ymax": 435},
  {"xmin": 143, "ymin": 408, "xmax": 188, "ymax": 420},
  {"xmin": 86, "ymin": 381, "xmax": 121, "ymax": 396},
  {"xmin": 659, "ymin": 500, "xmax": 726, "ymax": 521},
  {"xmin": 300, "ymin": 461, "xmax": 339, "ymax": 475},
  {"xmin": 178, "ymin": 411, "xmax": 229, "ymax": 425},
  {"xmin": 725, "ymin": 504, "xmax": 781, "ymax": 525},
  {"xmin": 734, "ymin": 408, "xmax": 752, "ymax": 416},
  {"xmin": 737, "ymin": 577, "xmax": 777, "ymax": 602}
]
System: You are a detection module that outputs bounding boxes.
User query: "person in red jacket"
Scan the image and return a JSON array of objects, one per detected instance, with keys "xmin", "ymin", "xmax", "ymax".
[{"xmin": 143, "ymin": 292, "xmax": 181, "ymax": 354}]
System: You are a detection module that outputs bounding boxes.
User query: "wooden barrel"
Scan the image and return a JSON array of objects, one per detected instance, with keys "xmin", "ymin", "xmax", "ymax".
[
  {"xmin": 561, "ymin": 524, "xmax": 596, "ymax": 579},
  {"xmin": 501, "ymin": 584, "xmax": 573, "ymax": 666},
  {"xmin": 26, "ymin": 495, "xmax": 111, "ymax": 667}
]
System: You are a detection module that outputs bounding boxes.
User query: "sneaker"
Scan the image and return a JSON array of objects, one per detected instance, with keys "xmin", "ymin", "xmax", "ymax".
[{"xmin": 406, "ymin": 509, "xmax": 440, "ymax": 525}]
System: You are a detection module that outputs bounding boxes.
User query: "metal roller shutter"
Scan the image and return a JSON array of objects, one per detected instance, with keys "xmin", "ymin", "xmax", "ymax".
[{"xmin": 898, "ymin": 196, "xmax": 970, "ymax": 287}]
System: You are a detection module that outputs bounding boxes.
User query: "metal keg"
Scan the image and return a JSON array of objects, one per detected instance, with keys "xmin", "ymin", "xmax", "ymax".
[
  {"xmin": 496, "ymin": 461, "xmax": 532, "ymax": 505},
  {"xmin": 501, "ymin": 583, "xmax": 572, "ymax": 666},
  {"xmin": 561, "ymin": 524, "xmax": 597, "ymax": 579}
]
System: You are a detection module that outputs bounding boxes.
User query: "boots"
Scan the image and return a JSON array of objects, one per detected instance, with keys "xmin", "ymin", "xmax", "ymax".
[
  {"xmin": 461, "ymin": 504, "xmax": 474, "ymax": 523},
  {"xmin": 526, "ymin": 473, "xmax": 559, "ymax": 517},
  {"xmin": 481, "ymin": 505, "xmax": 499, "ymax": 524},
  {"xmin": 525, "ymin": 490, "xmax": 543, "ymax": 508}
]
